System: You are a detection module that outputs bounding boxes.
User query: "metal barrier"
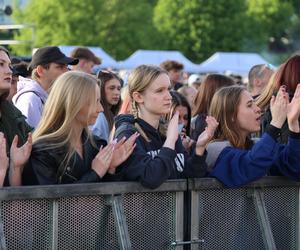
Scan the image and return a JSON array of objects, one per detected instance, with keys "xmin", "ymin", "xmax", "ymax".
[
  {"xmin": 189, "ymin": 177, "xmax": 300, "ymax": 250},
  {"xmin": 0, "ymin": 177, "xmax": 298, "ymax": 250},
  {"xmin": 0, "ymin": 180, "xmax": 186, "ymax": 250}
]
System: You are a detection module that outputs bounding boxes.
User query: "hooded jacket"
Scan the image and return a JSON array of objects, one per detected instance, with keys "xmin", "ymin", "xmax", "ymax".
[
  {"xmin": 12, "ymin": 77, "xmax": 48, "ymax": 128},
  {"xmin": 112, "ymin": 114, "xmax": 207, "ymax": 189}
]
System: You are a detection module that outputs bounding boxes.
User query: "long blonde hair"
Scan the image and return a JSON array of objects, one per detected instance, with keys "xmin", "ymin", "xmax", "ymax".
[
  {"xmin": 33, "ymin": 71, "xmax": 100, "ymax": 162},
  {"xmin": 128, "ymin": 65, "xmax": 168, "ymax": 141}
]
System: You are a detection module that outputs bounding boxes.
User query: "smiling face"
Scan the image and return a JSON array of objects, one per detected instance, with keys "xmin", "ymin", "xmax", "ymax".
[
  {"xmin": 0, "ymin": 50, "xmax": 12, "ymax": 95},
  {"xmin": 236, "ymin": 90, "xmax": 261, "ymax": 137}
]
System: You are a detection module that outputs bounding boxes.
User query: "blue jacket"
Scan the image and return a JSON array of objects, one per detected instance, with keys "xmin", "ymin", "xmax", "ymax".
[
  {"xmin": 206, "ymin": 126, "xmax": 300, "ymax": 187},
  {"xmin": 112, "ymin": 114, "xmax": 207, "ymax": 189}
]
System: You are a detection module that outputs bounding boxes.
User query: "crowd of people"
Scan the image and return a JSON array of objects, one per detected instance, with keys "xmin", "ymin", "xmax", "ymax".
[{"xmin": 1, "ymin": 45, "xmax": 300, "ymax": 188}]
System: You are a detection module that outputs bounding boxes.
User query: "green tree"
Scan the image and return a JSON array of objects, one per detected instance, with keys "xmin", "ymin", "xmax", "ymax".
[
  {"xmin": 153, "ymin": 0, "xmax": 297, "ymax": 63},
  {"xmin": 153, "ymin": 0, "xmax": 249, "ymax": 63},
  {"xmin": 245, "ymin": 0, "xmax": 295, "ymax": 52},
  {"xmin": 11, "ymin": 0, "xmax": 160, "ymax": 59}
]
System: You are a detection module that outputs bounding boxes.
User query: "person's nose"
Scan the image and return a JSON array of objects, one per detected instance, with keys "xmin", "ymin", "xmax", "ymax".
[
  {"xmin": 7, "ymin": 65, "xmax": 12, "ymax": 75},
  {"xmin": 254, "ymin": 104, "xmax": 261, "ymax": 113}
]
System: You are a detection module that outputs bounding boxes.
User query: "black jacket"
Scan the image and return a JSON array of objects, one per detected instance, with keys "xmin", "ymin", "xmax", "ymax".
[
  {"xmin": 0, "ymin": 100, "xmax": 33, "ymax": 186},
  {"xmin": 23, "ymin": 132, "xmax": 106, "ymax": 185},
  {"xmin": 112, "ymin": 114, "xmax": 207, "ymax": 189}
]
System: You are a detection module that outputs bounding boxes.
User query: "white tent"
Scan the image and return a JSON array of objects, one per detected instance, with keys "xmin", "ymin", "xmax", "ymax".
[
  {"xmin": 58, "ymin": 46, "xmax": 118, "ymax": 69},
  {"xmin": 117, "ymin": 50, "xmax": 199, "ymax": 72},
  {"xmin": 198, "ymin": 52, "xmax": 271, "ymax": 76}
]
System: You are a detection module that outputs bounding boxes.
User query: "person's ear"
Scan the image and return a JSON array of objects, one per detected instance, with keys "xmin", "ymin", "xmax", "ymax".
[
  {"xmin": 36, "ymin": 65, "xmax": 46, "ymax": 77},
  {"xmin": 132, "ymin": 91, "xmax": 144, "ymax": 104},
  {"xmin": 79, "ymin": 60, "xmax": 85, "ymax": 67}
]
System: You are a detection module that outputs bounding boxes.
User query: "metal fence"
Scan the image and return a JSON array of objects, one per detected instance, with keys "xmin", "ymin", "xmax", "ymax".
[
  {"xmin": 189, "ymin": 177, "xmax": 300, "ymax": 250},
  {"xmin": 0, "ymin": 177, "xmax": 298, "ymax": 250}
]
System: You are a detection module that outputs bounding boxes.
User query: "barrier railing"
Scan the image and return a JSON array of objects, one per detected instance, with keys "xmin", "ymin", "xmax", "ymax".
[
  {"xmin": 0, "ymin": 180, "xmax": 186, "ymax": 250},
  {"xmin": 0, "ymin": 177, "xmax": 298, "ymax": 250},
  {"xmin": 189, "ymin": 177, "xmax": 300, "ymax": 250}
]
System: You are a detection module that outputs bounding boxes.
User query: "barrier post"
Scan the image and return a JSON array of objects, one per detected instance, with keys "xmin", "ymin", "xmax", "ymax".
[
  {"xmin": 252, "ymin": 188, "xmax": 277, "ymax": 250},
  {"xmin": 109, "ymin": 194, "xmax": 132, "ymax": 250},
  {"xmin": 0, "ymin": 204, "xmax": 6, "ymax": 250},
  {"xmin": 51, "ymin": 200, "xmax": 58, "ymax": 250}
]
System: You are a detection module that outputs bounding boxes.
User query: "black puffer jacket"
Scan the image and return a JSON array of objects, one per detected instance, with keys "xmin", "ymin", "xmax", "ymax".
[{"xmin": 22, "ymin": 132, "xmax": 106, "ymax": 185}]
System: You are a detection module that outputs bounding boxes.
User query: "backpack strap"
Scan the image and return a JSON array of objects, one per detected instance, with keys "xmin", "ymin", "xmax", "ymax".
[{"xmin": 15, "ymin": 90, "xmax": 45, "ymax": 105}]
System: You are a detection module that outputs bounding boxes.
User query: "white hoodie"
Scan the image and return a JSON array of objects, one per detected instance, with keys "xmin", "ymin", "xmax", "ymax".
[{"xmin": 12, "ymin": 77, "xmax": 48, "ymax": 128}]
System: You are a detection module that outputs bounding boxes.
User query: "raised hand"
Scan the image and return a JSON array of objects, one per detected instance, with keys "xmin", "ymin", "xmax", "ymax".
[
  {"xmin": 287, "ymin": 83, "xmax": 300, "ymax": 132},
  {"xmin": 270, "ymin": 86, "xmax": 289, "ymax": 129},
  {"xmin": 9, "ymin": 133, "xmax": 32, "ymax": 186},
  {"xmin": 10, "ymin": 133, "xmax": 32, "ymax": 171},
  {"xmin": 0, "ymin": 132, "xmax": 8, "ymax": 186},
  {"xmin": 108, "ymin": 132, "xmax": 139, "ymax": 174},
  {"xmin": 195, "ymin": 116, "xmax": 218, "ymax": 155},
  {"xmin": 91, "ymin": 143, "xmax": 115, "ymax": 178},
  {"xmin": 164, "ymin": 111, "xmax": 179, "ymax": 149}
]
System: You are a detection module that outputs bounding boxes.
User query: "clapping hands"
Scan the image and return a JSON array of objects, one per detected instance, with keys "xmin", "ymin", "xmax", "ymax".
[
  {"xmin": 92, "ymin": 133, "xmax": 138, "ymax": 177},
  {"xmin": 287, "ymin": 83, "xmax": 300, "ymax": 132},
  {"xmin": 195, "ymin": 116, "xmax": 218, "ymax": 155}
]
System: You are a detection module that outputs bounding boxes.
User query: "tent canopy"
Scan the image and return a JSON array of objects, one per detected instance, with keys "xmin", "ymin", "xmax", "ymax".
[
  {"xmin": 198, "ymin": 52, "xmax": 271, "ymax": 77},
  {"xmin": 117, "ymin": 50, "xmax": 199, "ymax": 72},
  {"xmin": 59, "ymin": 46, "xmax": 118, "ymax": 69}
]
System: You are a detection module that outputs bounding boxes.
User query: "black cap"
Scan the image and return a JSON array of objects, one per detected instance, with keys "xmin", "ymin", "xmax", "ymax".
[{"xmin": 28, "ymin": 46, "xmax": 79, "ymax": 69}]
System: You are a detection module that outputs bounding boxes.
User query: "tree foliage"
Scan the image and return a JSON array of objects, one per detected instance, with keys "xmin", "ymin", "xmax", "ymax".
[
  {"xmin": 11, "ymin": 0, "xmax": 299, "ymax": 63},
  {"xmin": 11, "ymin": 0, "xmax": 160, "ymax": 59},
  {"xmin": 154, "ymin": 0, "xmax": 297, "ymax": 62},
  {"xmin": 154, "ymin": 0, "xmax": 249, "ymax": 63}
]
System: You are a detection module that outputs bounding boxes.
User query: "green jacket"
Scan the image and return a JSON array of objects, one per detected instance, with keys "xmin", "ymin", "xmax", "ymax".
[{"xmin": 0, "ymin": 100, "xmax": 33, "ymax": 151}]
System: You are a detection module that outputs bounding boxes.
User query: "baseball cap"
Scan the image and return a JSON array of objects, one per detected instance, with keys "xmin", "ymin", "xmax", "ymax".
[
  {"xmin": 70, "ymin": 47, "xmax": 101, "ymax": 65},
  {"xmin": 28, "ymin": 46, "xmax": 79, "ymax": 69}
]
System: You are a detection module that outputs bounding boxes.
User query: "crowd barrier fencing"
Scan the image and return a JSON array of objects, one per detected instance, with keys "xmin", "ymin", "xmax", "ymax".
[{"xmin": 0, "ymin": 176, "xmax": 298, "ymax": 250}]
